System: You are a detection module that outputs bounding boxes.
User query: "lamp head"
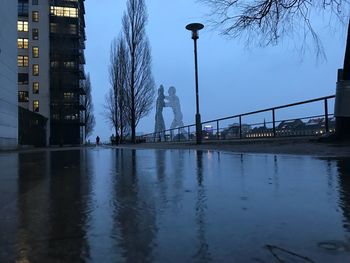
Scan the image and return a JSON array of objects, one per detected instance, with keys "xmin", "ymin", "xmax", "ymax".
[{"xmin": 186, "ymin": 23, "xmax": 204, "ymax": 40}]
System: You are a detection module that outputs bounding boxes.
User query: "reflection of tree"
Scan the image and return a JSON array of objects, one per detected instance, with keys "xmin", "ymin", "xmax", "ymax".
[
  {"xmin": 47, "ymin": 150, "xmax": 90, "ymax": 261},
  {"xmin": 336, "ymin": 158, "xmax": 350, "ymax": 233},
  {"xmin": 112, "ymin": 149, "xmax": 156, "ymax": 262},
  {"xmin": 193, "ymin": 151, "xmax": 211, "ymax": 262},
  {"xmin": 156, "ymin": 150, "xmax": 167, "ymax": 211}
]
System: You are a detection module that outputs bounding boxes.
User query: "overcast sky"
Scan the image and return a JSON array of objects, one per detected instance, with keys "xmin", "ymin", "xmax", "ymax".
[{"xmin": 84, "ymin": 0, "xmax": 347, "ymax": 141}]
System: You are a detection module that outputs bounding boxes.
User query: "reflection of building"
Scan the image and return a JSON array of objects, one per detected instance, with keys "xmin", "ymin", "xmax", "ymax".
[
  {"xmin": 0, "ymin": 0, "xmax": 18, "ymax": 149},
  {"xmin": 17, "ymin": 0, "xmax": 86, "ymax": 145},
  {"xmin": 336, "ymin": 159, "xmax": 350, "ymax": 234}
]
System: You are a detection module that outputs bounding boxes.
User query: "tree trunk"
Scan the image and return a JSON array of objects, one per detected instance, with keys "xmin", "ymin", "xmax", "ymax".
[{"xmin": 131, "ymin": 51, "xmax": 136, "ymax": 143}]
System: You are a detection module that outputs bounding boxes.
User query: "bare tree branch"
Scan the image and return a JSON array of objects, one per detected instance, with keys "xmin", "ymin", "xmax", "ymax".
[
  {"xmin": 82, "ymin": 73, "xmax": 95, "ymax": 140},
  {"xmin": 199, "ymin": 0, "xmax": 350, "ymax": 57}
]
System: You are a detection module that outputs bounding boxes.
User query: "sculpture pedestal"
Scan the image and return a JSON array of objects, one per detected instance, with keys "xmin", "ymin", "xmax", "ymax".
[{"xmin": 335, "ymin": 80, "xmax": 350, "ymax": 139}]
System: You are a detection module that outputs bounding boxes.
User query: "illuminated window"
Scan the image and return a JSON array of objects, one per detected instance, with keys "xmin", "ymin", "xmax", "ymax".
[
  {"xmin": 32, "ymin": 47, "xmax": 39, "ymax": 58},
  {"xmin": 18, "ymin": 56, "xmax": 29, "ymax": 67},
  {"xmin": 33, "ymin": 100, "xmax": 39, "ymax": 112},
  {"xmin": 64, "ymin": 92, "xmax": 74, "ymax": 100},
  {"xmin": 18, "ymin": 91, "xmax": 29, "ymax": 102},
  {"xmin": 18, "ymin": 21, "xmax": 28, "ymax": 32},
  {"xmin": 50, "ymin": 6, "xmax": 78, "ymax": 18},
  {"xmin": 33, "ymin": 82, "xmax": 39, "ymax": 94},
  {"xmin": 32, "ymin": 28, "xmax": 39, "ymax": 40},
  {"xmin": 18, "ymin": 38, "xmax": 28, "ymax": 49},
  {"xmin": 32, "ymin": 11, "xmax": 39, "ymax": 22},
  {"xmin": 64, "ymin": 61, "xmax": 75, "ymax": 69},
  {"xmin": 33, "ymin": 64, "xmax": 39, "ymax": 76}
]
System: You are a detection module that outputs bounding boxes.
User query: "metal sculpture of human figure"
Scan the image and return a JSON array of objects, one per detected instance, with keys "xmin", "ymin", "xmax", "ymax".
[
  {"xmin": 154, "ymin": 85, "xmax": 166, "ymax": 140},
  {"xmin": 165, "ymin": 86, "xmax": 184, "ymax": 129}
]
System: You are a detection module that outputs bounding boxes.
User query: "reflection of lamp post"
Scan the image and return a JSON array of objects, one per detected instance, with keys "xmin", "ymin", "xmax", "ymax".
[{"xmin": 186, "ymin": 23, "xmax": 204, "ymax": 144}]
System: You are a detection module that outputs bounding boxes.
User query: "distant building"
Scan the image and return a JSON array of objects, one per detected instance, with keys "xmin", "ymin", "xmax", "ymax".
[
  {"xmin": 17, "ymin": 0, "xmax": 86, "ymax": 145},
  {"xmin": 0, "ymin": 0, "xmax": 18, "ymax": 149},
  {"xmin": 221, "ymin": 123, "xmax": 251, "ymax": 139}
]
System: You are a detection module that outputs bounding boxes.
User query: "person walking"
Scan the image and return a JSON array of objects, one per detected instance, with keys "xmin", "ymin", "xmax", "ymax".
[{"xmin": 96, "ymin": 136, "xmax": 100, "ymax": 146}]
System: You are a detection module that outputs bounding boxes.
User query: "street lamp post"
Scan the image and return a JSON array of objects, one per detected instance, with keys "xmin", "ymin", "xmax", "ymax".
[{"xmin": 186, "ymin": 23, "xmax": 204, "ymax": 144}]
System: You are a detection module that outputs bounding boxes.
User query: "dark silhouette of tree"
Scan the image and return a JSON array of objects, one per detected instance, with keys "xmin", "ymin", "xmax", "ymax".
[
  {"xmin": 108, "ymin": 37, "xmax": 130, "ymax": 143},
  {"xmin": 122, "ymin": 0, "xmax": 155, "ymax": 143},
  {"xmin": 82, "ymin": 73, "xmax": 95, "ymax": 141},
  {"xmin": 200, "ymin": 0, "xmax": 349, "ymax": 58},
  {"xmin": 103, "ymin": 87, "xmax": 118, "ymax": 135}
]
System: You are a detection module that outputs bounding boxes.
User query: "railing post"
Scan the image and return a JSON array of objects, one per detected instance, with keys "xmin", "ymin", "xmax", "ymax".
[
  {"xmin": 216, "ymin": 120, "xmax": 220, "ymax": 140},
  {"xmin": 239, "ymin": 115, "xmax": 242, "ymax": 139},
  {"xmin": 188, "ymin": 126, "xmax": 190, "ymax": 141},
  {"xmin": 324, "ymin": 98, "xmax": 329, "ymax": 133},
  {"xmin": 272, "ymin": 109, "xmax": 276, "ymax": 137}
]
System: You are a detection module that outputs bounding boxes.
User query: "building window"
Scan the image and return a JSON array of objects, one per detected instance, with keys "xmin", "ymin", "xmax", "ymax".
[
  {"xmin": 32, "ymin": 28, "xmax": 39, "ymax": 40},
  {"xmin": 69, "ymin": 24, "xmax": 77, "ymax": 34},
  {"xmin": 50, "ymin": 23, "xmax": 58, "ymax": 33},
  {"xmin": 18, "ymin": 56, "xmax": 29, "ymax": 67},
  {"xmin": 64, "ymin": 92, "xmax": 74, "ymax": 100},
  {"xmin": 18, "ymin": 91, "xmax": 29, "ymax": 102},
  {"xmin": 33, "ymin": 82, "xmax": 39, "ymax": 94},
  {"xmin": 18, "ymin": 73, "xmax": 29, "ymax": 85},
  {"xmin": 50, "ymin": 6, "xmax": 78, "ymax": 18},
  {"xmin": 33, "ymin": 64, "xmax": 39, "ymax": 76},
  {"xmin": 32, "ymin": 0, "xmax": 38, "ymax": 5},
  {"xmin": 32, "ymin": 11, "xmax": 39, "ymax": 22},
  {"xmin": 33, "ymin": 100, "xmax": 39, "ymax": 112},
  {"xmin": 18, "ymin": 38, "xmax": 29, "ymax": 49},
  {"xmin": 18, "ymin": 0, "xmax": 29, "ymax": 16},
  {"xmin": 64, "ymin": 61, "xmax": 75, "ymax": 69},
  {"xmin": 17, "ymin": 21, "xmax": 28, "ymax": 32},
  {"xmin": 32, "ymin": 47, "xmax": 39, "ymax": 58},
  {"xmin": 50, "ymin": 61, "xmax": 59, "ymax": 68}
]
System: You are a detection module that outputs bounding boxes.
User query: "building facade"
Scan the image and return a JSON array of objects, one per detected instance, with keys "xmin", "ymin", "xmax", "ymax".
[
  {"xmin": 17, "ymin": 0, "xmax": 86, "ymax": 145},
  {"xmin": 0, "ymin": 0, "xmax": 18, "ymax": 149}
]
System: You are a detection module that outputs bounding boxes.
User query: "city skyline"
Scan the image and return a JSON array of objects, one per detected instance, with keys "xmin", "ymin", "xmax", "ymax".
[{"xmin": 85, "ymin": 0, "xmax": 347, "ymax": 141}]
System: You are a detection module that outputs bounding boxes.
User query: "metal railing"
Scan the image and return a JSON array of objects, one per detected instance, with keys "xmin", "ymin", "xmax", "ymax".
[{"xmin": 139, "ymin": 95, "xmax": 336, "ymax": 143}]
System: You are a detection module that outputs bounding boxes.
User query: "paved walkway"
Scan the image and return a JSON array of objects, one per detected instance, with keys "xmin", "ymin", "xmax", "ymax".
[
  {"xmin": 120, "ymin": 137, "xmax": 350, "ymax": 157},
  {"xmin": 2, "ymin": 137, "xmax": 350, "ymax": 157}
]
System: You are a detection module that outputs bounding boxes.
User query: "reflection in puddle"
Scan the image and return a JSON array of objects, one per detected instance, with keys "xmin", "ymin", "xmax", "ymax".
[{"xmin": 0, "ymin": 148, "xmax": 350, "ymax": 262}]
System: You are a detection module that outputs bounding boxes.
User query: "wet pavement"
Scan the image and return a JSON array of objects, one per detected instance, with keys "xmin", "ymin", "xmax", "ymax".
[{"xmin": 0, "ymin": 147, "xmax": 350, "ymax": 262}]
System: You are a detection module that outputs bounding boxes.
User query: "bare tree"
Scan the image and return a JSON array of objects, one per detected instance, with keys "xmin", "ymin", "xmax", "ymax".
[
  {"xmin": 82, "ymin": 73, "xmax": 95, "ymax": 141},
  {"xmin": 122, "ymin": 0, "xmax": 155, "ymax": 143},
  {"xmin": 109, "ymin": 37, "xmax": 130, "ymax": 143},
  {"xmin": 200, "ymin": 0, "xmax": 350, "ymax": 57}
]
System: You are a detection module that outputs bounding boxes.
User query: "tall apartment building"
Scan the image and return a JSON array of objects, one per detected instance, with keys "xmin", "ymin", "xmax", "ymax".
[
  {"xmin": 17, "ymin": 0, "xmax": 86, "ymax": 145},
  {"xmin": 0, "ymin": 0, "xmax": 18, "ymax": 149}
]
